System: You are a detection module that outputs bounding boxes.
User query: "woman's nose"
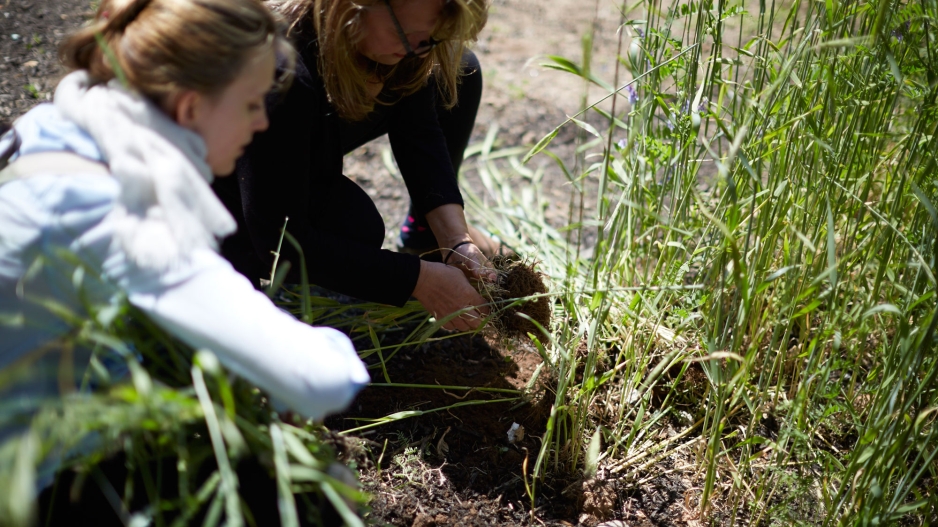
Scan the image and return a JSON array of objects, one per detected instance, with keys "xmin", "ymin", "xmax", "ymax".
[
  {"xmin": 407, "ymin": 32, "xmax": 430, "ymax": 49},
  {"xmin": 256, "ymin": 108, "xmax": 270, "ymax": 132}
]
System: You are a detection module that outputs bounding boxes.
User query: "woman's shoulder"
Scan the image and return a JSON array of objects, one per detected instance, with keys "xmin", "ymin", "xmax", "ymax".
[
  {"xmin": 0, "ymin": 171, "xmax": 118, "ymax": 241},
  {"xmin": 12, "ymin": 104, "xmax": 105, "ymax": 162},
  {"xmin": 266, "ymin": 40, "xmax": 327, "ymax": 121},
  {"xmin": 287, "ymin": 32, "xmax": 322, "ymax": 88},
  {"xmin": 2, "ymin": 104, "xmax": 117, "ymax": 225},
  {"xmin": 266, "ymin": 37, "xmax": 321, "ymax": 117}
]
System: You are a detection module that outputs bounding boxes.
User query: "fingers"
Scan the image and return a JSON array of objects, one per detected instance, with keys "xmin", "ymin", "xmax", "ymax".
[
  {"xmin": 434, "ymin": 291, "xmax": 488, "ymax": 331},
  {"xmin": 472, "ymin": 266, "xmax": 498, "ymax": 283},
  {"xmin": 441, "ymin": 313, "xmax": 474, "ymax": 331},
  {"xmin": 440, "ymin": 305, "xmax": 487, "ymax": 331},
  {"xmin": 413, "ymin": 260, "xmax": 491, "ymax": 332},
  {"xmin": 447, "ymin": 243, "xmax": 497, "ymax": 283},
  {"xmin": 464, "ymin": 257, "xmax": 496, "ymax": 282},
  {"xmin": 432, "ymin": 294, "xmax": 488, "ymax": 332}
]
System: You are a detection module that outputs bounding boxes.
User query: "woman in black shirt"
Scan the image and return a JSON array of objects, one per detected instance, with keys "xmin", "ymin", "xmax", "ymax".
[{"xmin": 214, "ymin": 0, "xmax": 493, "ymax": 331}]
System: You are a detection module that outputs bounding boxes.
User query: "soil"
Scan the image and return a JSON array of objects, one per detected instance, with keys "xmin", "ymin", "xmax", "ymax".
[
  {"xmin": 333, "ymin": 328, "xmax": 728, "ymax": 527},
  {"xmin": 0, "ymin": 0, "xmax": 90, "ymax": 121},
  {"xmin": 1, "ymin": 1, "xmax": 700, "ymax": 526},
  {"xmin": 326, "ymin": 331, "xmax": 570, "ymax": 526},
  {"xmin": 484, "ymin": 254, "xmax": 552, "ymax": 337}
]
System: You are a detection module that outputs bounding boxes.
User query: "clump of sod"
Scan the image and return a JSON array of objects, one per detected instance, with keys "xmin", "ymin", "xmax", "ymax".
[{"xmin": 481, "ymin": 254, "xmax": 551, "ymax": 338}]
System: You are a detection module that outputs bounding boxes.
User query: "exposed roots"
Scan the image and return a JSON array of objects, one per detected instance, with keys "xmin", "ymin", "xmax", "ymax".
[{"xmin": 481, "ymin": 254, "xmax": 551, "ymax": 339}]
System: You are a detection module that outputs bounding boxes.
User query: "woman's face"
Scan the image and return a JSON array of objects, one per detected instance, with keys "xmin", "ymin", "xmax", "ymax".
[
  {"xmin": 180, "ymin": 46, "xmax": 276, "ymax": 175},
  {"xmin": 358, "ymin": 0, "xmax": 444, "ymax": 65}
]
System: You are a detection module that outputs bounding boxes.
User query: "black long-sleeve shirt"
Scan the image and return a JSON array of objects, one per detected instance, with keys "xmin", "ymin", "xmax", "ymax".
[{"xmin": 213, "ymin": 36, "xmax": 463, "ymax": 306}]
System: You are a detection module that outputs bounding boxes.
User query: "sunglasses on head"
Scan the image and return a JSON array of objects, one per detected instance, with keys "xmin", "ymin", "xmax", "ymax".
[{"xmin": 382, "ymin": 0, "xmax": 441, "ymax": 58}]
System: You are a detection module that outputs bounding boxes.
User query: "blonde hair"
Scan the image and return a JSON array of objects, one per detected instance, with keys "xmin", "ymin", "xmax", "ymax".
[
  {"xmin": 278, "ymin": 0, "xmax": 488, "ymax": 121},
  {"xmin": 60, "ymin": 0, "xmax": 294, "ymax": 109}
]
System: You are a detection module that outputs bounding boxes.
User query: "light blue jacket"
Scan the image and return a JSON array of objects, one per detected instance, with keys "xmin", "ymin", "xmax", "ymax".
[{"xmin": 0, "ymin": 104, "xmax": 370, "ymax": 443}]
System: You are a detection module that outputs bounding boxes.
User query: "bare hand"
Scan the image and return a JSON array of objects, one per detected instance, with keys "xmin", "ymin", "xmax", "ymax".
[
  {"xmin": 424, "ymin": 204, "xmax": 497, "ymax": 283},
  {"xmin": 444, "ymin": 242, "xmax": 496, "ymax": 283},
  {"xmin": 413, "ymin": 260, "xmax": 490, "ymax": 331}
]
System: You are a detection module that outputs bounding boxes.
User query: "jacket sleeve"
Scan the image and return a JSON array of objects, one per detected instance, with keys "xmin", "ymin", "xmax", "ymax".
[
  {"xmin": 387, "ymin": 86, "xmax": 464, "ymax": 216},
  {"xmin": 127, "ymin": 250, "xmax": 370, "ymax": 420}
]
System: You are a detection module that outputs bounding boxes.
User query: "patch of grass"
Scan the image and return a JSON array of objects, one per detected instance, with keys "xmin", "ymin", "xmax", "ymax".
[
  {"xmin": 24, "ymin": 84, "xmax": 40, "ymax": 99},
  {"xmin": 460, "ymin": 0, "xmax": 938, "ymax": 523}
]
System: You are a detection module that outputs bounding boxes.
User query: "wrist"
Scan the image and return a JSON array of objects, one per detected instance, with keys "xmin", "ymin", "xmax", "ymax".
[
  {"xmin": 443, "ymin": 240, "xmax": 473, "ymax": 265},
  {"xmin": 426, "ymin": 204, "xmax": 472, "ymax": 248},
  {"xmin": 440, "ymin": 236, "xmax": 473, "ymax": 252},
  {"xmin": 413, "ymin": 259, "xmax": 441, "ymax": 300}
]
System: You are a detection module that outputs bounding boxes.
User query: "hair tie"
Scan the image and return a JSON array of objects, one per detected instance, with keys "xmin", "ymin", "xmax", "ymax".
[{"xmin": 443, "ymin": 241, "xmax": 473, "ymax": 265}]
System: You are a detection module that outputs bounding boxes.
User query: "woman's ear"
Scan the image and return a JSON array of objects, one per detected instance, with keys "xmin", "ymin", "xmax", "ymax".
[{"xmin": 171, "ymin": 90, "xmax": 204, "ymax": 129}]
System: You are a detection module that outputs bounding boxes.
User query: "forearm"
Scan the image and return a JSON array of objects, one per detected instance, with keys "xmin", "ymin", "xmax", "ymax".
[
  {"xmin": 388, "ymin": 86, "xmax": 464, "ymax": 215},
  {"xmin": 425, "ymin": 203, "xmax": 472, "ymax": 249}
]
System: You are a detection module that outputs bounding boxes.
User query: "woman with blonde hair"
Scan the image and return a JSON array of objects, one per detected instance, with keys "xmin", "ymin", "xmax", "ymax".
[
  {"xmin": 214, "ymin": 0, "xmax": 494, "ymax": 331},
  {"xmin": 0, "ymin": 0, "xmax": 368, "ymax": 511}
]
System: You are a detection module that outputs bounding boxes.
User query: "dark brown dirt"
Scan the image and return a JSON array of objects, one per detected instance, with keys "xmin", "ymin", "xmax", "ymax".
[
  {"xmin": 325, "ymin": 322, "xmax": 725, "ymax": 527},
  {"xmin": 483, "ymin": 254, "xmax": 552, "ymax": 339},
  {"xmin": 0, "ymin": 0, "xmax": 88, "ymax": 122}
]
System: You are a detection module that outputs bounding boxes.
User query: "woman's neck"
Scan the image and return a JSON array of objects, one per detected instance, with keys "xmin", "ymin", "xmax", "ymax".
[{"xmin": 365, "ymin": 79, "xmax": 384, "ymax": 99}]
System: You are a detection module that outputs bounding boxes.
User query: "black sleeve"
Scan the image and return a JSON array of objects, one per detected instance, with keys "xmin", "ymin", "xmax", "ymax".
[
  {"xmin": 387, "ymin": 86, "xmax": 464, "ymax": 216},
  {"xmin": 233, "ymin": 58, "xmax": 421, "ymax": 307}
]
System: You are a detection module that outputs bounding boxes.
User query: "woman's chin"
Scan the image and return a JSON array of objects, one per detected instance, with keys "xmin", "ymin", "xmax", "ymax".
[{"xmin": 211, "ymin": 160, "xmax": 237, "ymax": 177}]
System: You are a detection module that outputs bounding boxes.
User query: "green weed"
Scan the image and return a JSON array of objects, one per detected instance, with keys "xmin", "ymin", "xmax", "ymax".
[{"xmin": 461, "ymin": 0, "xmax": 938, "ymax": 523}]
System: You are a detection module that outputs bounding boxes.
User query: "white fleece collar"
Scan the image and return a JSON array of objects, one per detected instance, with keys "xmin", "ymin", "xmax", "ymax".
[{"xmin": 54, "ymin": 71, "xmax": 236, "ymax": 270}]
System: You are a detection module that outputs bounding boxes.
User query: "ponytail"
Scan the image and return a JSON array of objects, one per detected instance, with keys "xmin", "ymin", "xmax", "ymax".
[
  {"xmin": 60, "ymin": 0, "xmax": 152, "ymax": 80},
  {"xmin": 59, "ymin": 0, "xmax": 294, "ymax": 107}
]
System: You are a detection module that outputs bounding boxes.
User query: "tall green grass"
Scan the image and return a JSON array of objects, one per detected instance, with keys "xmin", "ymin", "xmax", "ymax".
[{"xmin": 464, "ymin": 0, "xmax": 938, "ymax": 522}]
